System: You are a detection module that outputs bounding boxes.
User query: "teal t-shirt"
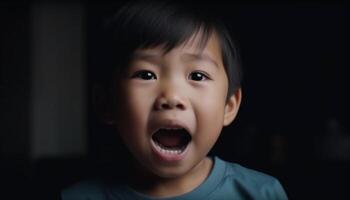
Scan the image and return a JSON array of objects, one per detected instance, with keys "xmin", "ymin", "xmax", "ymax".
[{"xmin": 62, "ymin": 157, "xmax": 288, "ymax": 200}]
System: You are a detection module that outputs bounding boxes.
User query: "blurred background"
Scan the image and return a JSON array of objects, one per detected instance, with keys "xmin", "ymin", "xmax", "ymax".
[{"xmin": 0, "ymin": 1, "xmax": 348, "ymax": 199}]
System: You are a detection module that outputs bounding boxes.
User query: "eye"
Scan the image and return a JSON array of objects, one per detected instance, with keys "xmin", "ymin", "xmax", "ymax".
[
  {"xmin": 131, "ymin": 70, "xmax": 157, "ymax": 80},
  {"xmin": 188, "ymin": 71, "xmax": 210, "ymax": 81}
]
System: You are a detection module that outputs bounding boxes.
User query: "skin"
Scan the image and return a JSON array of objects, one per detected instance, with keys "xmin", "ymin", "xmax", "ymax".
[{"xmin": 112, "ymin": 32, "xmax": 242, "ymax": 198}]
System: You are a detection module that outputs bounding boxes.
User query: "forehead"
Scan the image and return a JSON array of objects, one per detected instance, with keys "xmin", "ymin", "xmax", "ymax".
[{"xmin": 131, "ymin": 32, "xmax": 223, "ymax": 66}]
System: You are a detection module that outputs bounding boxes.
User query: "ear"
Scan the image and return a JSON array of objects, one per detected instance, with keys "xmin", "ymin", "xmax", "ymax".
[
  {"xmin": 223, "ymin": 88, "xmax": 242, "ymax": 126},
  {"xmin": 92, "ymin": 84, "xmax": 115, "ymax": 125}
]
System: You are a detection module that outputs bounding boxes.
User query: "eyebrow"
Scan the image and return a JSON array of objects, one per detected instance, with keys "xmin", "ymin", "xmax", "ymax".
[
  {"xmin": 131, "ymin": 51, "xmax": 162, "ymax": 64},
  {"xmin": 181, "ymin": 53, "xmax": 219, "ymax": 68},
  {"xmin": 131, "ymin": 51, "xmax": 219, "ymax": 68}
]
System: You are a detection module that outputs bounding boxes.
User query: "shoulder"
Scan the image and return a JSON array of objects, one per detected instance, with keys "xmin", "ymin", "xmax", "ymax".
[
  {"xmin": 217, "ymin": 157, "xmax": 288, "ymax": 199},
  {"xmin": 224, "ymin": 160, "xmax": 278, "ymax": 186},
  {"xmin": 61, "ymin": 179, "xmax": 109, "ymax": 200}
]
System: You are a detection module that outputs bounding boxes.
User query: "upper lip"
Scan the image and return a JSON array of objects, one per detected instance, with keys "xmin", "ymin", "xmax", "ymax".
[{"xmin": 151, "ymin": 119, "xmax": 192, "ymax": 136}]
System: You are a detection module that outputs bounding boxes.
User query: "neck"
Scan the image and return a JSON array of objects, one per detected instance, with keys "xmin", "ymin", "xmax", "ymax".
[{"xmin": 127, "ymin": 157, "xmax": 213, "ymax": 198}]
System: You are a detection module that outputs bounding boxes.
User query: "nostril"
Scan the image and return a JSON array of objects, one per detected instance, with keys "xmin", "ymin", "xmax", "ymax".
[
  {"xmin": 155, "ymin": 96, "xmax": 187, "ymax": 111},
  {"xmin": 176, "ymin": 104, "xmax": 185, "ymax": 110},
  {"xmin": 161, "ymin": 103, "xmax": 171, "ymax": 110},
  {"xmin": 159, "ymin": 102, "xmax": 185, "ymax": 110}
]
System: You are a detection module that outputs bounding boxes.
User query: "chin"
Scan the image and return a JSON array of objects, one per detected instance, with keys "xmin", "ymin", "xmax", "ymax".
[{"xmin": 149, "ymin": 163, "xmax": 191, "ymax": 179}]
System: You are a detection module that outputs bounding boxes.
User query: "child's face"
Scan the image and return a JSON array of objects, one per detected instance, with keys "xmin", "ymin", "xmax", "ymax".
[{"xmin": 114, "ymin": 33, "xmax": 240, "ymax": 178}]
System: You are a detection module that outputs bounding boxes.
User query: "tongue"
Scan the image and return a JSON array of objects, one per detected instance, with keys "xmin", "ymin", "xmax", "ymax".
[{"xmin": 154, "ymin": 130, "xmax": 183, "ymax": 148}]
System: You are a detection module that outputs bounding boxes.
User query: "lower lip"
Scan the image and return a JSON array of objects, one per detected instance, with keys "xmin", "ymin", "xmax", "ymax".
[{"xmin": 150, "ymin": 139, "xmax": 190, "ymax": 163}]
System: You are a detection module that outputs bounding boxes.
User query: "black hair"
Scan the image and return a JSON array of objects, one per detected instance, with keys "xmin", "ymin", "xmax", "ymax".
[{"xmin": 94, "ymin": 0, "xmax": 242, "ymax": 97}]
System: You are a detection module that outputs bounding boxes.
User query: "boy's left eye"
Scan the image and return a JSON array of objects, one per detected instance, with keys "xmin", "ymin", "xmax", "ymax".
[{"xmin": 188, "ymin": 71, "xmax": 210, "ymax": 81}]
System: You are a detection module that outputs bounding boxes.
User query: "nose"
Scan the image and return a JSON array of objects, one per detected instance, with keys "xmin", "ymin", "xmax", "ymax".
[{"xmin": 154, "ymin": 84, "xmax": 187, "ymax": 111}]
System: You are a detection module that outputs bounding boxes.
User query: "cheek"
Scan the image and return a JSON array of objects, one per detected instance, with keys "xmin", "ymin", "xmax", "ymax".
[
  {"xmin": 195, "ymin": 95, "xmax": 224, "ymax": 135},
  {"xmin": 200, "ymin": 99, "xmax": 225, "ymax": 132},
  {"xmin": 115, "ymin": 88, "xmax": 154, "ymax": 157},
  {"xmin": 197, "ymin": 82, "xmax": 227, "ymax": 120},
  {"xmin": 193, "ymin": 88, "xmax": 227, "ymax": 142},
  {"xmin": 116, "ymin": 87, "xmax": 151, "ymax": 137}
]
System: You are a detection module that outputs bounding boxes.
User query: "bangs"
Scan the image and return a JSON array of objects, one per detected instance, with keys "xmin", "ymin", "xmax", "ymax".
[
  {"xmin": 106, "ymin": 1, "xmax": 215, "ymax": 58},
  {"xmin": 96, "ymin": 1, "xmax": 242, "ymax": 95}
]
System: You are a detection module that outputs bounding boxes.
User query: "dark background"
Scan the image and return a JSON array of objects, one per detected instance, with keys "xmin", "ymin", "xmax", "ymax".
[{"xmin": 1, "ymin": 1, "xmax": 348, "ymax": 199}]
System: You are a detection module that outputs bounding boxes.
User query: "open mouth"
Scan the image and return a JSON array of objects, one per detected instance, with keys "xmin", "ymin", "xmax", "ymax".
[{"xmin": 151, "ymin": 128, "xmax": 192, "ymax": 155}]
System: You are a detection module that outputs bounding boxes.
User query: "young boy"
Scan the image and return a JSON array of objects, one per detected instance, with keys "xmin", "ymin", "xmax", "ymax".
[{"xmin": 62, "ymin": 1, "xmax": 288, "ymax": 199}]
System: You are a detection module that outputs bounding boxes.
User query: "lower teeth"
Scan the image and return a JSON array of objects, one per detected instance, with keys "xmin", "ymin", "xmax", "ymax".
[{"xmin": 153, "ymin": 141, "xmax": 186, "ymax": 155}]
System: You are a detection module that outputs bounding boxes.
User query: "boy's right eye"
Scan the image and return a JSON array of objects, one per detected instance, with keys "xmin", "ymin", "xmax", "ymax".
[{"xmin": 131, "ymin": 70, "xmax": 157, "ymax": 80}]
